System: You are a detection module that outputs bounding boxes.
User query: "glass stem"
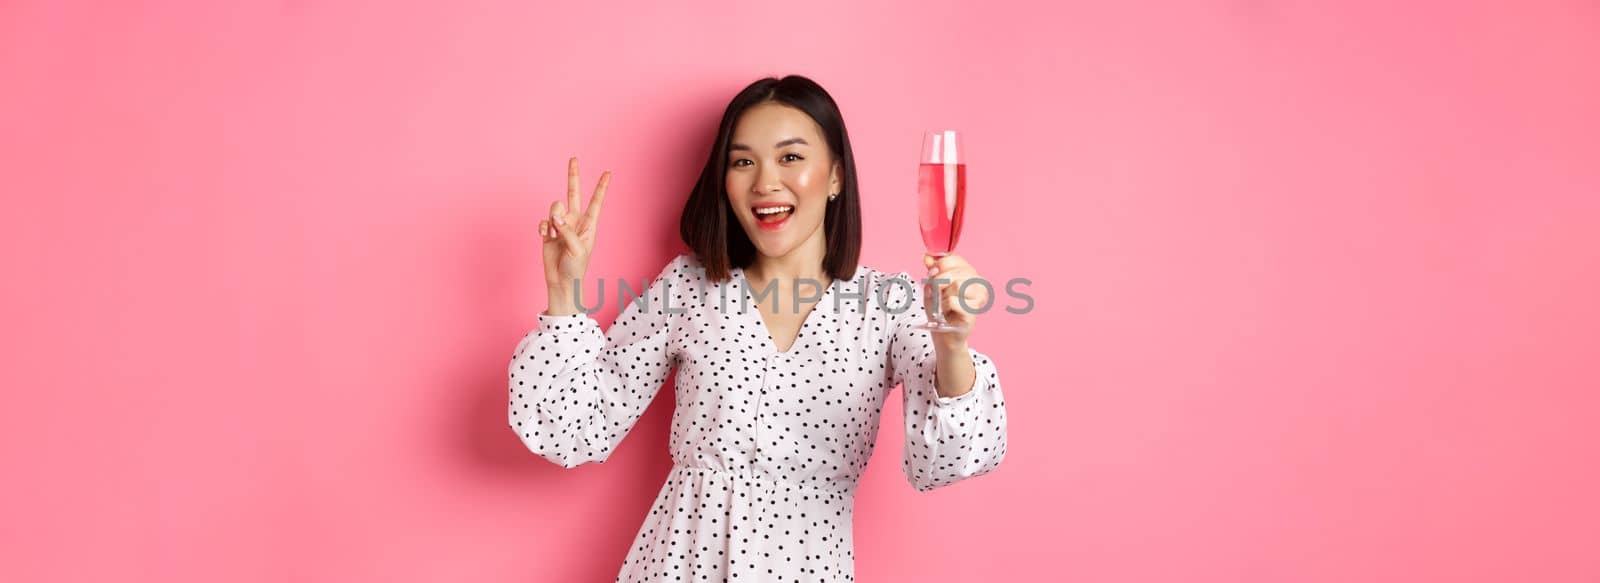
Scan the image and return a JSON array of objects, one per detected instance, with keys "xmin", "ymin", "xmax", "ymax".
[{"xmin": 927, "ymin": 251, "xmax": 950, "ymax": 326}]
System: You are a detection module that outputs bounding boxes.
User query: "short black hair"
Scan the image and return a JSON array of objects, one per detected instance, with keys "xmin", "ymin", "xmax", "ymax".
[{"xmin": 679, "ymin": 75, "xmax": 862, "ymax": 282}]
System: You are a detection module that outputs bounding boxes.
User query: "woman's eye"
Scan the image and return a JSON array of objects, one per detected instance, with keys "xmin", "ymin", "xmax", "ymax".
[{"xmin": 730, "ymin": 155, "xmax": 799, "ymax": 166}]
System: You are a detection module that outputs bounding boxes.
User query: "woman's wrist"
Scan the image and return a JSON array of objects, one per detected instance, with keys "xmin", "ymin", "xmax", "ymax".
[
  {"xmin": 932, "ymin": 337, "xmax": 977, "ymax": 399},
  {"xmin": 932, "ymin": 334, "xmax": 968, "ymax": 355},
  {"xmin": 545, "ymin": 283, "xmax": 579, "ymax": 316}
]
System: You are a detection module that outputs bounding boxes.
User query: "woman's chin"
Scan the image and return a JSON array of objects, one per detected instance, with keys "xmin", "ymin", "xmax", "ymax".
[
  {"xmin": 746, "ymin": 219, "xmax": 817, "ymax": 258},
  {"xmin": 751, "ymin": 234, "xmax": 802, "ymax": 258},
  {"xmin": 752, "ymin": 241, "xmax": 789, "ymax": 258}
]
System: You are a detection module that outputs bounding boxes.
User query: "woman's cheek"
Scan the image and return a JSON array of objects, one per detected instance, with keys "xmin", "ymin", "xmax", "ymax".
[
  {"xmin": 725, "ymin": 177, "xmax": 749, "ymax": 208},
  {"xmin": 788, "ymin": 171, "xmax": 812, "ymax": 191}
]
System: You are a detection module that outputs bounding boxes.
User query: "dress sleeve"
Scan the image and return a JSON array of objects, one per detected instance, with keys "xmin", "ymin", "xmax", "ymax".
[
  {"xmin": 506, "ymin": 256, "xmax": 688, "ymax": 468},
  {"xmin": 883, "ymin": 271, "xmax": 1010, "ymax": 492}
]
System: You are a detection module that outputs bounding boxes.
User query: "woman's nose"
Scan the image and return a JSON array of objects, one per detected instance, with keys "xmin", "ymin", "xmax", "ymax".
[{"xmin": 755, "ymin": 166, "xmax": 782, "ymax": 193}]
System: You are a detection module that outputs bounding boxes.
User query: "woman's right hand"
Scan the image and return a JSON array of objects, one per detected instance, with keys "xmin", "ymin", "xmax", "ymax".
[{"xmin": 540, "ymin": 157, "xmax": 609, "ymax": 315}]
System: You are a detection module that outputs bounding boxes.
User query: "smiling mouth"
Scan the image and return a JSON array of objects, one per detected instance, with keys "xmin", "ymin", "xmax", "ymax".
[{"xmin": 753, "ymin": 205, "xmax": 794, "ymax": 223}]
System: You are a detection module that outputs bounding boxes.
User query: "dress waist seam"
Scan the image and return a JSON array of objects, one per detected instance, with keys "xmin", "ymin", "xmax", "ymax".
[{"xmin": 670, "ymin": 464, "xmax": 855, "ymax": 497}]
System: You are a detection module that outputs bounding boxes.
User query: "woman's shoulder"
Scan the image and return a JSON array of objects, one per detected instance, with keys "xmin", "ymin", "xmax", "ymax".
[
  {"xmin": 648, "ymin": 253, "xmax": 705, "ymax": 287},
  {"xmin": 647, "ymin": 253, "xmax": 700, "ymax": 274},
  {"xmin": 856, "ymin": 262, "xmax": 918, "ymax": 285},
  {"xmin": 853, "ymin": 263, "xmax": 923, "ymax": 303},
  {"xmin": 839, "ymin": 263, "xmax": 922, "ymax": 319}
]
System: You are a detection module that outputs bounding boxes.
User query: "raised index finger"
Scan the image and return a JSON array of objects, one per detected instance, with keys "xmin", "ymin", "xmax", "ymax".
[
  {"xmin": 584, "ymin": 170, "xmax": 610, "ymax": 232},
  {"xmin": 567, "ymin": 157, "xmax": 582, "ymax": 212}
]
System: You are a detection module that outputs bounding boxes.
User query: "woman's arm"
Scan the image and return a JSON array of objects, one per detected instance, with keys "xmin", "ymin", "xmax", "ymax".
[
  {"xmin": 507, "ymin": 256, "xmax": 688, "ymax": 468},
  {"xmin": 933, "ymin": 336, "xmax": 978, "ymax": 399},
  {"xmin": 884, "ymin": 271, "xmax": 1010, "ymax": 492}
]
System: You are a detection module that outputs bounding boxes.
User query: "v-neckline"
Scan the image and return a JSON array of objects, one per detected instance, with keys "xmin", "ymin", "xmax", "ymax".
[{"xmin": 733, "ymin": 266, "xmax": 837, "ymax": 356}]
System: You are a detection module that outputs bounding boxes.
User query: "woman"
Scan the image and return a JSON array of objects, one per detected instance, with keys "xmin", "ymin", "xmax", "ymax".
[{"xmin": 509, "ymin": 75, "xmax": 1008, "ymax": 581}]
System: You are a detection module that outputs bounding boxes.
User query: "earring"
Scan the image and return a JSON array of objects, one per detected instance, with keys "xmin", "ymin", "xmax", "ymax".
[{"xmin": 828, "ymin": 191, "xmax": 839, "ymax": 201}]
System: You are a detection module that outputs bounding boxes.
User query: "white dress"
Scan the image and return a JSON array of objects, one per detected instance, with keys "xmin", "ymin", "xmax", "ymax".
[{"xmin": 508, "ymin": 253, "xmax": 1008, "ymax": 581}]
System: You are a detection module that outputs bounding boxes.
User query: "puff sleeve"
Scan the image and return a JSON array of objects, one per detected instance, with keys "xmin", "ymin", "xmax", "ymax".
[
  {"xmin": 882, "ymin": 271, "xmax": 1010, "ymax": 492},
  {"xmin": 507, "ymin": 255, "xmax": 690, "ymax": 468}
]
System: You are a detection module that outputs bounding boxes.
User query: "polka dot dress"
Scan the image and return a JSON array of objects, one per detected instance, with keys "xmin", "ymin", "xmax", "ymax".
[{"xmin": 508, "ymin": 254, "xmax": 1008, "ymax": 581}]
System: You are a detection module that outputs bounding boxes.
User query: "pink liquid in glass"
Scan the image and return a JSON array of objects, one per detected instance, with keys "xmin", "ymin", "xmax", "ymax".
[{"xmin": 917, "ymin": 162, "xmax": 966, "ymax": 255}]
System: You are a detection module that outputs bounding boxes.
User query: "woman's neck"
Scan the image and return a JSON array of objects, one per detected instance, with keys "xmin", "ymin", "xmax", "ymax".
[{"xmin": 747, "ymin": 232, "xmax": 828, "ymax": 284}]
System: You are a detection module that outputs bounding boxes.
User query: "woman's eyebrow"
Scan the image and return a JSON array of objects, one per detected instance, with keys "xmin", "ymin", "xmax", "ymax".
[{"xmin": 729, "ymin": 137, "xmax": 810, "ymax": 152}]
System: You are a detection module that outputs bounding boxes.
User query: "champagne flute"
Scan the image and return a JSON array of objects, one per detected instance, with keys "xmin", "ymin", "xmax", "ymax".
[{"xmin": 917, "ymin": 129, "xmax": 967, "ymax": 333}]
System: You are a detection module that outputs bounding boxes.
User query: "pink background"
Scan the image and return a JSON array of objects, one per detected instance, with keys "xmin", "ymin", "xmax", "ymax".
[{"xmin": 3, "ymin": 1, "xmax": 1597, "ymax": 581}]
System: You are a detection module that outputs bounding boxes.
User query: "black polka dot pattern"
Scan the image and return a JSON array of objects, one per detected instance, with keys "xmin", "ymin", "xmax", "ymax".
[{"xmin": 508, "ymin": 254, "xmax": 1009, "ymax": 581}]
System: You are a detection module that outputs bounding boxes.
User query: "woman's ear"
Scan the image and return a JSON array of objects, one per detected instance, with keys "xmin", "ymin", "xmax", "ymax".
[{"xmin": 830, "ymin": 161, "xmax": 842, "ymax": 193}]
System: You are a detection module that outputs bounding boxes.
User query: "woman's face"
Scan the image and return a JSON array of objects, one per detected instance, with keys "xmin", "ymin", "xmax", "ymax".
[{"xmin": 725, "ymin": 102, "xmax": 841, "ymax": 261}]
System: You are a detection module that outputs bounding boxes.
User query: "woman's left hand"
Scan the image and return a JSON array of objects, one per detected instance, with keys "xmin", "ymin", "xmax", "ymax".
[{"xmin": 922, "ymin": 253, "xmax": 991, "ymax": 344}]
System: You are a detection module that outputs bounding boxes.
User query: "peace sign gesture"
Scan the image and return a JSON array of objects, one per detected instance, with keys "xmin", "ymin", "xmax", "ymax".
[{"xmin": 540, "ymin": 157, "xmax": 609, "ymax": 308}]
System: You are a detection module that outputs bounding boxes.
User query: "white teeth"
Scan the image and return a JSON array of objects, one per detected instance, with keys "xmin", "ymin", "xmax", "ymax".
[{"xmin": 754, "ymin": 205, "xmax": 793, "ymax": 215}]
